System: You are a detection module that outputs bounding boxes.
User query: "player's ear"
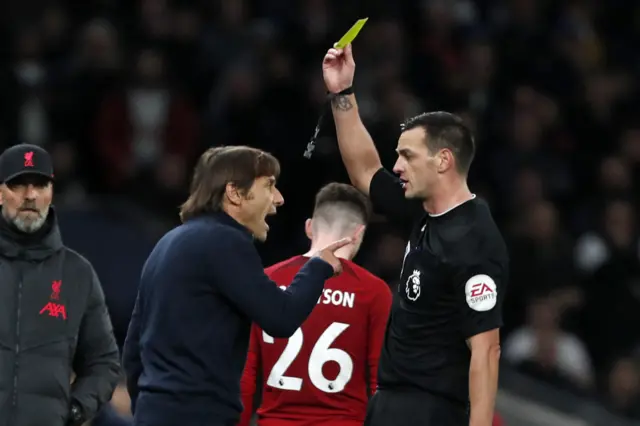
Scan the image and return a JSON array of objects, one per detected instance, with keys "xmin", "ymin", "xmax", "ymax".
[
  {"xmin": 351, "ymin": 224, "xmax": 365, "ymax": 255},
  {"xmin": 355, "ymin": 224, "xmax": 366, "ymax": 244},
  {"xmin": 305, "ymin": 218, "xmax": 313, "ymax": 240}
]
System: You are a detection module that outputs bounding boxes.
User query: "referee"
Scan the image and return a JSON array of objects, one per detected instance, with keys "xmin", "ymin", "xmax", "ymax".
[{"xmin": 322, "ymin": 45, "xmax": 508, "ymax": 426}]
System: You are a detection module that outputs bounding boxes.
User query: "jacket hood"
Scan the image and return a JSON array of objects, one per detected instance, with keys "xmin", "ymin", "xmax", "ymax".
[{"xmin": 0, "ymin": 206, "xmax": 63, "ymax": 260}]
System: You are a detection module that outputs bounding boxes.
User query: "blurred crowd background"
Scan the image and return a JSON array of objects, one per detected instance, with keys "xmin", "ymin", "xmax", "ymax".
[{"xmin": 3, "ymin": 0, "xmax": 640, "ymax": 424}]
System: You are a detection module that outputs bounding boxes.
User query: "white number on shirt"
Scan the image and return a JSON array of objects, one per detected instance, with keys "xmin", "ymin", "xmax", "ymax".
[{"xmin": 263, "ymin": 322, "xmax": 354, "ymax": 393}]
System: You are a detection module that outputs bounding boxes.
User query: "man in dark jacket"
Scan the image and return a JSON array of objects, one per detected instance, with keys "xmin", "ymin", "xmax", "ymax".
[
  {"xmin": 0, "ymin": 144, "xmax": 121, "ymax": 426},
  {"xmin": 123, "ymin": 146, "xmax": 357, "ymax": 426}
]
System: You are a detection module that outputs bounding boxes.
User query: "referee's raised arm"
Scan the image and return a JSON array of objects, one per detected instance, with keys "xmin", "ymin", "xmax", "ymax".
[
  {"xmin": 323, "ymin": 45, "xmax": 420, "ymax": 227},
  {"xmin": 323, "ymin": 44, "xmax": 381, "ymax": 195}
]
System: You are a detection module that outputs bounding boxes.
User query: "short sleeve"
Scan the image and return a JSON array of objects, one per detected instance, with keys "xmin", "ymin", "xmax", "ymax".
[
  {"xmin": 369, "ymin": 168, "xmax": 423, "ymax": 228},
  {"xmin": 454, "ymin": 254, "xmax": 507, "ymax": 339}
]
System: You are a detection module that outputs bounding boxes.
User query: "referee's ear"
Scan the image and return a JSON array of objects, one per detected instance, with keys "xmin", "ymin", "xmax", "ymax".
[
  {"xmin": 305, "ymin": 218, "xmax": 313, "ymax": 241},
  {"xmin": 437, "ymin": 148, "xmax": 455, "ymax": 174}
]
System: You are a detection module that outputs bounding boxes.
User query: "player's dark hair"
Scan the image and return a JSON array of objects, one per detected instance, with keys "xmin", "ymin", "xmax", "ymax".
[
  {"xmin": 179, "ymin": 146, "xmax": 280, "ymax": 222},
  {"xmin": 401, "ymin": 111, "xmax": 475, "ymax": 175},
  {"xmin": 313, "ymin": 183, "xmax": 371, "ymax": 227}
]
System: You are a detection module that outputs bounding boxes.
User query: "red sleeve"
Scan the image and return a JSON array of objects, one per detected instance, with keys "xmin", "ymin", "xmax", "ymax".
[
  {"xmin": 239, "ymin": 324, "xmax": 261, "ymax": 426},
  {"xmin": 367, "ymin": 280, "xmax": 392, "ymax": 395}
]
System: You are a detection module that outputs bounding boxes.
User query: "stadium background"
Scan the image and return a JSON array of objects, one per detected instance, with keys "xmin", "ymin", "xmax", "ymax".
[{"xmin": 2, "ymin": 0, "xmax": 640, "ymax": 424}]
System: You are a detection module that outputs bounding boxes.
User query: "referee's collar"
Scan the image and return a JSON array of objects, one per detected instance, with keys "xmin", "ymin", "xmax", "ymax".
[{"xmin": 428, "ymin": 194, "xmax": 476, "ymax": 218}]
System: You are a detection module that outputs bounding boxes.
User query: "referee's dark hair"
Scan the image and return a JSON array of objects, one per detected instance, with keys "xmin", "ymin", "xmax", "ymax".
[
  {"xmin": 179, "ymin": 146, "xmax": 280, "ymax": 222},
  {"xmin": 401, "ymin": 112, "xmax": 475, "ymax": 175},
  {"xmin": 312, "ymin": 183, "xmax": 372, "ymax": 229}
]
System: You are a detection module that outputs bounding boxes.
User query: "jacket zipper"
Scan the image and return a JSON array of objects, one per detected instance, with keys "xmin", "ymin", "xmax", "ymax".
[{"xmin": 11, "ymin": 277, "xmax": 23, "ymax": 422}]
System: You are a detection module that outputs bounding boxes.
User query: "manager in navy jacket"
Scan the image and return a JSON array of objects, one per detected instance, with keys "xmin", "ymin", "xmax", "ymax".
[{"xmin": 122, "ymin": 146, "xmax": 356, "ymax": 426}]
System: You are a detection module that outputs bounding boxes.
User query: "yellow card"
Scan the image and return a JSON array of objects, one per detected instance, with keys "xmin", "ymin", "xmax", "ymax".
[{"xmin": 333, "ymin": 18, "xmax": 369, "ymax": 49}]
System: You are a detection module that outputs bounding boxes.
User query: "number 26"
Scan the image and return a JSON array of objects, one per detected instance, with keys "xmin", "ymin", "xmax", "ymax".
[{"xmin": 262, "ymin": 322, "xmax": 353, "ymax": 394}]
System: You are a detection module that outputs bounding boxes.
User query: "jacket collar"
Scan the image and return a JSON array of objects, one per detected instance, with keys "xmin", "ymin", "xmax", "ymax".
[
  {"xmin": 0, "ymin": 206, "xmax": 63, "ymax": 260},
  {"xmin": 194, "ymin": 211, "xmax": 253, "ymax": 238}
]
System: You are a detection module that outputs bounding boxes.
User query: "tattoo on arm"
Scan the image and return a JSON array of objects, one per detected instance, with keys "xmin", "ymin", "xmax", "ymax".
[{"xmin": 331, "ymin": 94, "xmax": 353, "ymax": 112}]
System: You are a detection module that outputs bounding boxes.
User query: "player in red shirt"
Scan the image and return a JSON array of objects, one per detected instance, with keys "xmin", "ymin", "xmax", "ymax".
[{"xmin": 239, "ymin": 183, "xmax": 392, "ymax": 426}]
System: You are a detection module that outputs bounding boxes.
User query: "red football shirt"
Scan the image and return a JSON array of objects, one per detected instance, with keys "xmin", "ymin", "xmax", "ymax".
[{"xmin": 239, "ymin": 256, "xmax": 392, "ymax": 426}]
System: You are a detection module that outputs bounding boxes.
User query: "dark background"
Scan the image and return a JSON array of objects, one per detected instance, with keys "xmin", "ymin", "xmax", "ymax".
[{"xmin": 2, "ymin": 0, "xmax": 640, "ymax": 424}]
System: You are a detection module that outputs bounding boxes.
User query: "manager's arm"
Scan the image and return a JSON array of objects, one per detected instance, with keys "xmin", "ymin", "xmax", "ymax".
[{"xmin": 210, "ymin": 229, "xmax": 334, "ymax": 338}]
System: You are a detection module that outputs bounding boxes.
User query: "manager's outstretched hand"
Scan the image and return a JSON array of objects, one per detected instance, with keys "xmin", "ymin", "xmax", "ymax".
[
  {"xmin": 312, "ymin": 226, "xmax": 364, "ymax": 274},
  {"xmin": 323, "ymin": 44, "xmax": 356, "ymax": 94}
]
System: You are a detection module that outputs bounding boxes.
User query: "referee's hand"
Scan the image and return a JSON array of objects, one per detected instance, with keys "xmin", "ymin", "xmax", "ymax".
[
  {"xmin": 323, "ymin": 44, "xmax": 356, "ymax": 94},
  {"xmin": 312, "ymin": 226, "xmax": 364, "ymax": 275}
]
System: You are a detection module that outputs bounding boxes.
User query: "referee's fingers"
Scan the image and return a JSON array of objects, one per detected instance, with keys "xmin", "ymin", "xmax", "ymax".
[{"xmin": 344, "ymin": 43, "xmax": 354, "ymax": 59}]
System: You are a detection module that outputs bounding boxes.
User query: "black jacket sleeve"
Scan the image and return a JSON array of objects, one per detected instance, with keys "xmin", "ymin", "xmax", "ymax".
[
  {"xmin": 70, "ymin": 266, "xmax": 121, "ymax": 422},
  {"xmin": 122, "ymin": 292, "xmax": 142, "ymax": 414},
  {"xmin": 209, "ymin": 228, "xmax": 334, "ymax": 338}
]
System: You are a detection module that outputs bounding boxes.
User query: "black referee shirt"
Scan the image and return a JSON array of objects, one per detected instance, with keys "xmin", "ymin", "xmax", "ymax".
[{"xmin": 369, "ymin": 168, "xmax": 509, "ymax": 405}]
